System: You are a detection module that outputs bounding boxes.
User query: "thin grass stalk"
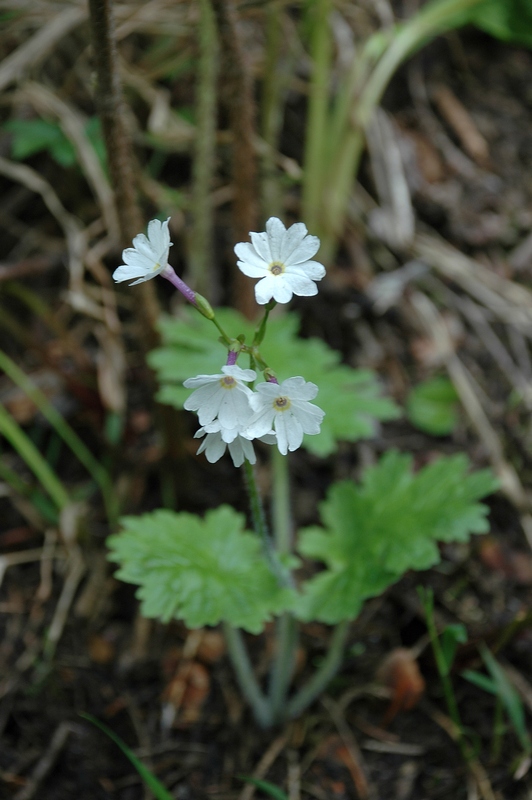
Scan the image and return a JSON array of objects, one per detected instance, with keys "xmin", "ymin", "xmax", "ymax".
[
  {"xmin": 260, "ymin": 0, "xmax": 284, "ymax": 219},
  {"xmin": 0, "ymin": 350, "xmax": 118, "ymax": 524},
  {"xmin": 301, "ymin": 0, "xmax": 333, "ymax": 234},
  {"xmin": 189, "ymin": 0, "xmax": 218, "ymax": 297},
  {"xmin": 0, "ymin": 403, "xmax": 70, "ymax": 512}
]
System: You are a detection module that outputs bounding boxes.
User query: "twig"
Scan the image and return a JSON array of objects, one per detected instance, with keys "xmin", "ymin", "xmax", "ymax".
[
  {"xmin": 0, "ymin": 5, "xmax": 85, "ymax": 93},
  {"xmin": 13, "ymin": 721, "xmax": 72, "ymax": 800},
  {"xmin": 238, "ymin": 729, "xmax": 290, "ymax": 800},
  {"xmin": 321, "ymin": 695, "xmax": 371, "ymax": 800}
]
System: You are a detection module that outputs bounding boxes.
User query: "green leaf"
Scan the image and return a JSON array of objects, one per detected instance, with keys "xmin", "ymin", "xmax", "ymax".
[
  {"xmin": 406, "ymin": 377, "xmax": 459, "ymax": 436},
  {"xmin": 447, "ymin": 0, "xmax": 532, "ymax": 48},
  {"xmin": 82, "ymin": 714, "xmax": 174, "ymax": 800},
  {"xmin": 107, "ymin": 506, "xmax": 294, "ymax": 634},
  {"xmin": 149, "ymin": 309, "xmax": 399, "ymax": 457},
  {"xmin": 4, "ymin": 118, "xmax": 76, "ymax": 166},
  {"xmin": 295, "ymin": 452, "xmax": 497, "ymax": 623}
]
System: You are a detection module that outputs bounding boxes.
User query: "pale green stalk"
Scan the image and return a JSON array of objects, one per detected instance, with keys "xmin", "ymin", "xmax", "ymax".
[
  {"xmin": 189, "ymin": 0, "xmax": 218, "ymax": 295},
  {"xmin": 223, "ymin": 623, "xmax": 273, "ymax": 728},
  {"xmin": 302, "ymin": 0, "xmax": 333, "ymax": 233},
  {"xmin": 0, "ymin": 403, "xmax": 70, "ymax": 512},
  {"xmin": 268, "ymin": 448, "xmax": 298, "ymax": 720},
  {"xmin": 315, "ymin": 0, "xmax": 487, "ymax": 256},
  {"xmin": 286, "ymin": 619, "xmax": 350, "ymax": 719},
  {"xmin": 0, "ymin": 350, "xmax": 118, "ymax": 524}
]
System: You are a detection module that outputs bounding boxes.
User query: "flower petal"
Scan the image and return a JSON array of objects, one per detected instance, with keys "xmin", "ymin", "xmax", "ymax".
[
  {"xmin": 250, "ymin": 231, "xmax": 272, "ymax": 263},
  {"xmin": 254, "ymin": 275, "xmax": 277, "ymax": 304},
  {"xmin": 287, "ymin": 260, "xmax": 326, "ymax": 280},
  {"xmin": 286, "ymin": 235, "xmax": 320, "ymax": 264},
  {"xmin": 279, "ymin": 222, "xmax": 308, "ymax": 262},
  {"xmin": 265, "ymin": 217, "xmax": 286, "ymax": 261},
  {"xmin": 113, "ymin": 264, "xmax": 149, "ymax": 282},
  {"xmin": 271, "ymin": 278, "xmax": 293, "ymax": 304},
  {"xmin": 285, "ymin": 273, "xmax": 319, "ymax": 297}
]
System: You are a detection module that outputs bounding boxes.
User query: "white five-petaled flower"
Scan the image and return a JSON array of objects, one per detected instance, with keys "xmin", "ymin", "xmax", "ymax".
[
  {"xmin": 245, "ymin": 377, "xmax": 325, "ymax": 455},
  {"xmin": 183, "ymin": 365, "xmax": 256, "ymax": 428},
  {"xmin": 113, "ymin": 218, "xmax": 172, "ymax": 285},
  {"xmin": 234, "ymin": 217, "xmax": 326, "ymax": 305}
]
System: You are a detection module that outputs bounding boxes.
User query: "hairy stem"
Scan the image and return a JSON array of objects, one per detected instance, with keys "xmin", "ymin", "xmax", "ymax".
[
  {"xmin": 189, "ymin": 0, "xmax": 218, "ymax": 297},
  {"xmin": 87, "ymin": 0, "xmax": 159, "ymax": 340},
  {"xmin": 211, "ymin": 0, "xmax": 257, "ymax": 319}
]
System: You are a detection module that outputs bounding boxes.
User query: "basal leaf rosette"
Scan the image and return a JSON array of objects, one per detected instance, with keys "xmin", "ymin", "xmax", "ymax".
[
  {"xmin": 149, "ymin": 309, "xmax": 399, "ymax": 456},
  {"xmin": 107, "ymin": 506, "xmax": 294, "ymax": 633},
  {"xmin": 294, "ymin": 451, "xmax": 498, "ymax": 624}
]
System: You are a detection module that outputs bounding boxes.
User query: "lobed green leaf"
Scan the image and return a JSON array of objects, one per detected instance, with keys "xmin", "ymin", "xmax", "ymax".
[
  {"xmin": 107, "ymin": 506, "xmax": 294, "ymax": 634},
  {"xmin": 149, "ymin": 309, "xmax": 399, "ymax": 456},
  {"xmin": 295, "ymin": 451, "xmax": 498, "ymax": 623}
]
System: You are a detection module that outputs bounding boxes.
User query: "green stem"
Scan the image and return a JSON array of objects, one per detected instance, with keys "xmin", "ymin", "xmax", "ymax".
[
  {"xmin": 286, "ymin": 620, "xmax": 350, "ymax": 719},
  {"xmin": 223, "ymin": 623, "xmax": 273, "ymax": 728},
  {"xmin": 241, "ymin": 459, "xmax": 288, "ymax": 587},
  {"xmin": 422, "ymin": 589, "xmax": 470, "ymax": 761},
  {"xmin": 269, "ymin": 448, "xmax": 297, "ymax": 719},
  {"xmin": 0, "ymin": 403, "xmax": 70, "ymax": 512},
  {"xmin": 302, "ymin": 0, "xmax": 333, "ymax": 233}
]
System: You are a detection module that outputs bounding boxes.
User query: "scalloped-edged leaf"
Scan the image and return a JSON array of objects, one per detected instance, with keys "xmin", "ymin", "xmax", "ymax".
[
  {"xmin": 295, "ymin": 452, "xmax": 498, "ymax": 624},
  {"xmin": 107, "ymin": 506, "xmax": 294, "ymax": 633},
  {"xmin": 148, "ymin": 309, "xmax": 399, "ymax": 456}
]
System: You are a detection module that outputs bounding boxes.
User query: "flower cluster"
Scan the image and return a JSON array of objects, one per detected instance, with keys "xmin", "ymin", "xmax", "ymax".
[
  {"xmin": 183, "ymin": 369, "xmax": 324, "ymax": 466},
  {"xmin": 113, "ymin": 215, "xmax": 327, "ymax": 465}
]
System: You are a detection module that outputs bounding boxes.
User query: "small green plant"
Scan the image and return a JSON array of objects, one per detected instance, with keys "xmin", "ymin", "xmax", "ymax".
[{"xmin": 107, "ymin": 216, "xmax": 497, "ymax": 727}]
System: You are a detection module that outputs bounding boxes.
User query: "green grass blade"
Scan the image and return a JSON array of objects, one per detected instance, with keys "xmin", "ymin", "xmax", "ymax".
[
  {"xmin": 81, "ymin": 714, "xmax": 174, "ymax": 800},
  {"xmin": 0, "ymin": 349, "xmax": 118, "ymax": 523},
  {"xmin": 0, "ymin": 403, "xmax": 69, "ymax": 511},
  {"xmin": 239, "ymin": 776, "xmax": 289, "ymax": 800}
]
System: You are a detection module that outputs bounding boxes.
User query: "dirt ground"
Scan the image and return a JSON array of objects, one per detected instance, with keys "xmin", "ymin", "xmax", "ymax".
[{"xmin": 2, "ymin": 3, "xmax": 532, "ymax": 799}]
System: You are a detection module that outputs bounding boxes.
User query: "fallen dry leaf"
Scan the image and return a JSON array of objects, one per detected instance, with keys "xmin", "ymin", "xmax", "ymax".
[{"xmin": 377, "ymin": 647, "xmax": 426, "ymax": 725}]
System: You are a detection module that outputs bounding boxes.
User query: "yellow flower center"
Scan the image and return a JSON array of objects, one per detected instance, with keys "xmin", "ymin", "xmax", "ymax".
[
  {"xmin": 274, "ymin": 396, "xmax": 291, "ymax": 411},
  {"xmin": 152, "ymin": 261, "xmax": 161, "ymax": 272},
  {"xmin": 220, "ymin": 376, "xmax": 237, "ymax": 390},
  {"xmin": 268, "ymin": 261, "xmax": 285, "ymax": 276}
]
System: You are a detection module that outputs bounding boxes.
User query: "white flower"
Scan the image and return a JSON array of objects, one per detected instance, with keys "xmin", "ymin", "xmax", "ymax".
[
  {"xmin": 183, "ymin": 365, "xmax": 256, "ymax": 428},
  {"xmin": 195, "ymin": 428, "xmax": 257, "ymax": 468},
  {"xmin": 245, "ymin": 377, "xmax": 325, "ymax": 455},
  {"xmin": 234, "ymin": 217, "xmax": 326, "ymax": 305},
  {"xmin": 113, "ymin": 218, "xmax": 172, "ymax": 285}
]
